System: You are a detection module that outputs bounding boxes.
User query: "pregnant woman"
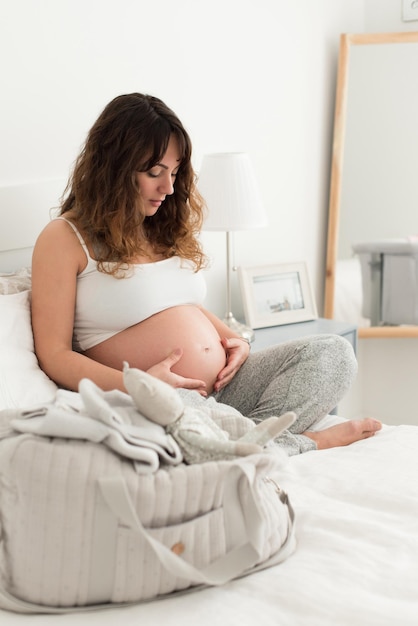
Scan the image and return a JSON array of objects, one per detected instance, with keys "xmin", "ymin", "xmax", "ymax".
[{"xmin": 31, "ymin": 93, "xmax": 381, "ymax": 454}]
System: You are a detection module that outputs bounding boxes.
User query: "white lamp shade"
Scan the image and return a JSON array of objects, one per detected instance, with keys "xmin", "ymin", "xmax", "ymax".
[{"xmin": 198, "ymin": 152, "xmax": 268, "ymax": 232}]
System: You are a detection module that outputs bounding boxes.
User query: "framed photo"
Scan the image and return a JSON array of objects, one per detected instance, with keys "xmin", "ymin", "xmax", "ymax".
[{"xmin": 238, "ymin": 262, "xmax": 318, "ymax": 329}]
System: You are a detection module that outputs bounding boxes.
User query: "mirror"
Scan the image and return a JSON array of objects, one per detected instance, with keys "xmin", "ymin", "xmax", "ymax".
[{"xmin": 324, "ymin": 32, "xmax": 418, "ymax": 338}]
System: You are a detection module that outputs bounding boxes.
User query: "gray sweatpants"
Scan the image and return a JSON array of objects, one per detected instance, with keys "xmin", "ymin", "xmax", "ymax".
[{"xmin": 212, "ymin": 334, "xmax": 358, "ymax": 455}]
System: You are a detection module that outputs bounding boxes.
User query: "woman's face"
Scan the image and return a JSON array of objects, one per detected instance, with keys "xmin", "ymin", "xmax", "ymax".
[{"xmin": 136, "ymin": 135, "xmax": 181, "ymax": 217}]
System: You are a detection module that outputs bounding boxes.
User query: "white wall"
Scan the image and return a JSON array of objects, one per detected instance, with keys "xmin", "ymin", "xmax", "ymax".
[
  {"xmin": 0, "ymin": 0, "xmax": 363, "ymax": 320},
  {"xmin": 364, "ymin": 0, "xmax": 418, "ymax": 31}
]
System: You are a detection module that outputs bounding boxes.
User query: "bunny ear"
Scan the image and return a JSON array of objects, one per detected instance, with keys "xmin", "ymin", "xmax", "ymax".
[{"xmin": 122, "ymin": 363, "xmax": 184, "ymax": 427}]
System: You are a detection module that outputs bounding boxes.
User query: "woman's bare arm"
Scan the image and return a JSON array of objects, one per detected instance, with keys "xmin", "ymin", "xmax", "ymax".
[{"xmin": 31, "ymin": 220, "xmax": 126, "ymax": 391}]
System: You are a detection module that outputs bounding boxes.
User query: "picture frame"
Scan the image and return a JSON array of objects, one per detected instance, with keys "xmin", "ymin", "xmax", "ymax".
[{"xmin": 238, "ymin": 262, "xmax": 318, "ymax": 329}]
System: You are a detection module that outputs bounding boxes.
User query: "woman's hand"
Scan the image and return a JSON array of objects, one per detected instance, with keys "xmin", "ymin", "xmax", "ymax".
[
  {"xmin": 213, "ymin": 337, "xmax": 250, "ymax": 393},
  {"xmin": 146, "ymin": 348, "xmax": 208, "ymax": 396}
]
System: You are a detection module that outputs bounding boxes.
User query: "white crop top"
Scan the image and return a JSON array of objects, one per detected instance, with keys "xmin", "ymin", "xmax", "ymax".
[{"xmin": 58, "ymin": 219, "xmax": 207, "ymax": 351}]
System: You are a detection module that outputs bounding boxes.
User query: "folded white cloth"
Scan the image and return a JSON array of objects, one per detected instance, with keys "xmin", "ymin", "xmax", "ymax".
[{"xmin": 8, "ymin": 385, "xmax": 183, "ymax": 474}]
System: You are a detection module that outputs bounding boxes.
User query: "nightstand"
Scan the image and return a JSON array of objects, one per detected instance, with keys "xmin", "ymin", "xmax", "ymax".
[{"xmin": 251, "ymin": 318, "xmax": 357, "ymax": 355}]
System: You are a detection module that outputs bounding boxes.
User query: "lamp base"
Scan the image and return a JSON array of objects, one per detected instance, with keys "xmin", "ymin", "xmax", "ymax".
[{"xmin": 223, "ymin": 313, "xmax": 255, "ymax": 343}]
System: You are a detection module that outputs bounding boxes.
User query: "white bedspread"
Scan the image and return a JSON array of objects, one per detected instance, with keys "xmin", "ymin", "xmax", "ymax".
[{"xmin": 1, "ymin": 419, "xmax": 417, "ymax": 626}]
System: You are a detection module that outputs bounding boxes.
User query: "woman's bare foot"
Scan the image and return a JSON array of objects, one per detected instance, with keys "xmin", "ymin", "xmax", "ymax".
[{"xmin": 304, "ymin": 418, "xmax": 382, "ymax": 450}]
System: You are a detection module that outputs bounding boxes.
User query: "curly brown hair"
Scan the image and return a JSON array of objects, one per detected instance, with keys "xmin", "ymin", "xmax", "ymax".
[{"xmin": 61, "ymin": 93, "xmax": 207, "ymax": 274}]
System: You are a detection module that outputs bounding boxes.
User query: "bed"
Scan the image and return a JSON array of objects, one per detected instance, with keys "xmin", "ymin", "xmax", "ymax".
[{"xmin": 1, "ymin": 182, "xmax": 418, "ymax": 626}]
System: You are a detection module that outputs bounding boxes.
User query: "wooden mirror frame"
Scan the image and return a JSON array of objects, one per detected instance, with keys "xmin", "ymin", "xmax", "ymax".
[{"xmin": 324, "ymin": 32, "xmax": 418, "ymax": 339}]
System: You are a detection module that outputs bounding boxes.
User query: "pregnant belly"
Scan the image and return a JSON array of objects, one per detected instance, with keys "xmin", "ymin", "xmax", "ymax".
[{"xmin": 84, "ymin": 306, "xmax": 227, "ymax": 393}]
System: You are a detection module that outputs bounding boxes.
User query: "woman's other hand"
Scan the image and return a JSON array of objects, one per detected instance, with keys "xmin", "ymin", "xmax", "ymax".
[
  {"xmin": 146, "ymin": 348, "xmax": 207, "ymax": 396},
  {"xmin": 213, "ymin": 337, "xmax": 250, "ymax": 393}
]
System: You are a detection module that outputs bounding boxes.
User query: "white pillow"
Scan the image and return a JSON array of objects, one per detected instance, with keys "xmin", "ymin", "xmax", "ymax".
[
  {"xmin": 0, "ymin": 290, "xmax": 57, "ymax": 410},
  {"xmin": 0, "ymin": 266, "xmax": 32, "ymax": 294}
]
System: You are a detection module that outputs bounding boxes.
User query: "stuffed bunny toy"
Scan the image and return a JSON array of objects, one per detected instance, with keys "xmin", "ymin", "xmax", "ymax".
[{"xmin": 123, "ymin": 362, "xmax": 296, "ymax": 464}]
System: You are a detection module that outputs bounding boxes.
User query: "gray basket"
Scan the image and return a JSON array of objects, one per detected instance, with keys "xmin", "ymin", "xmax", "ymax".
[{"xmin": 352, "ymin": 239, "xmax": 418, "ymax": 326}]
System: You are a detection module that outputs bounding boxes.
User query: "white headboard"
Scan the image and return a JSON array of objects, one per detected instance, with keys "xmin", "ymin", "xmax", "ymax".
[{"xmin": 0, "ymin": 178, "xmax": 65, "ymax": 271}]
